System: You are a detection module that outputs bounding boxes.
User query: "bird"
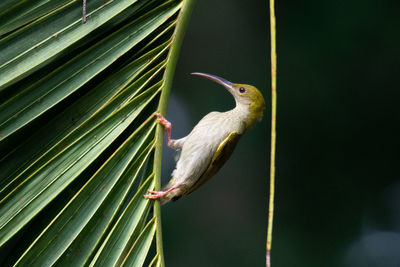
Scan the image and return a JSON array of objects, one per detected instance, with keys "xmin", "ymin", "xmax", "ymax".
[{"xmin": 144, "ymin": 72, "xmax": 265, "ymax": 204}]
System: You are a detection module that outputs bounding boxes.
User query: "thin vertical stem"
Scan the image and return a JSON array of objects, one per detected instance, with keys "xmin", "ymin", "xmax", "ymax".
[
  {"xmin": 82, "ymin": 0, "xmax": 87, "ymax": 23},
  {"xmin": 153, "ymin": 0, "xmax": 196, "ymax": 266},
  {"xmin": 267, "ymin": 0, "xmax": 277, "ymax": 266}
]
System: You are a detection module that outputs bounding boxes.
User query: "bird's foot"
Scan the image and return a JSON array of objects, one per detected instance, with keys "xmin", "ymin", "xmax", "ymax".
[
  {"xmin": 153, "ymin": 113, "xmax": 172, "ymax": 144},
  {"xmin": 153, "ymin": 113, "xmax": 171, "ymax": 131},
  {"xmin": 144, "ymin": 186, "xmax": 177, "ymax": 199}
]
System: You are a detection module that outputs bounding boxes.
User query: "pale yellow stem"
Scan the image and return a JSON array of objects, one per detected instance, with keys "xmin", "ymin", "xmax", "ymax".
[{"xmin": 267, "ymin": 0, "xmax": 277, "ymax": 266}]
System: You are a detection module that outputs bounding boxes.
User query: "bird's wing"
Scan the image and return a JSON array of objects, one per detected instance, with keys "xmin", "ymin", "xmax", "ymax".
[{"xmin": 185, "ymin": 131, "xmax": 241, "ymax": 195}]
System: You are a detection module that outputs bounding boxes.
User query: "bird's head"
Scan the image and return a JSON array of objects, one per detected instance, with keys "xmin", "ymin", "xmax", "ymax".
[{"xmin": 192, "ymin": 72, "xmax": 266, "ymax": 126}]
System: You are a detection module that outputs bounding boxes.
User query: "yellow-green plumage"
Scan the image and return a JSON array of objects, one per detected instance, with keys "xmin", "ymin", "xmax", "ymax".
[
  {"xmin": 144, "ymin": 72, "xmax": 265, "ymax": 204},
  {"xmin": 185, "ymin": 131, "xmax": 241, "ymax": 196}
]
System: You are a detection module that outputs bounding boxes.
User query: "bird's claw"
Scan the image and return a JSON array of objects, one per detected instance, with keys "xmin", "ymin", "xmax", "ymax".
[
  {"xmin": 143, "ymin": 186, "xmax": 177, "ymax": 200},
  {"xmin": 153, "ymin": 113, "xmax": 171, "ymax": 131},
  {"xmin": 144, "ymin": 190, "xmax": 168, "ymax": 199},
  {"xmin": 144, "ymin": 193, "xmax": 162, "ymax": 199}
]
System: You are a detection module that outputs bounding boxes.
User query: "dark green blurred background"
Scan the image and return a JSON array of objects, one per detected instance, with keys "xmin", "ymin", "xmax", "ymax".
[{"xmin": 161, "ymin": 1, "xmax": 400, "ymax": 266}]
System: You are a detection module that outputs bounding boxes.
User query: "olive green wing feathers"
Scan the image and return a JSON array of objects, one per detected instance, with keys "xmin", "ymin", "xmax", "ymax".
[{"xmin": 185, "ymin": 131, "xmax": 242, "ymax": 195}]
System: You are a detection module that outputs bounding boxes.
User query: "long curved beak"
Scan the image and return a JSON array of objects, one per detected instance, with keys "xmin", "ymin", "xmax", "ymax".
[{"xmin": 191, "ymin": 72, "xmax": 234, "ymax": 94}]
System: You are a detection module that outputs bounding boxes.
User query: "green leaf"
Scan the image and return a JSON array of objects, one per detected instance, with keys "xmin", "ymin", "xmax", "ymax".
[
  {"xmin": 0, "ymin": 42, "xmax": 168, "ymax": 191},
  {"xmin": 0, "ymin": 0, "xmax": 181, "ymax": 89},
  {"xmin": 0, "ymin": 0, "xmax": 196, "ymax": 265},
  {"xmin": 149, "ymin": 254, "xmax": 161, "ymax": 267},
  {"xmin": 121, "ymin": 217, "xmax": 157, "ymax": 267},
  {"xmin": 15, "ymin": 119, "xmax": 156, "ymax": 265},
  {"xmin": 0, "ymin": 1, "xmax": 180, "ymax": 139},
  {"xmin": 88, "ymin": 174, "xmax": 156, "ymax": 266},
  {"xmin": 0, "ymin": 0, "xmax": 74, "ymax": 36},
  {"xmin": 0, "ymin": 84, "xmax": 160, "ymax": 245}
]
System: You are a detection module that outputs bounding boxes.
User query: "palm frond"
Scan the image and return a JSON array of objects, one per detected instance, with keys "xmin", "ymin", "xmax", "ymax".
[{"xmin": 0, "ymin": 0, "xmax": 195, "ymax": 265}]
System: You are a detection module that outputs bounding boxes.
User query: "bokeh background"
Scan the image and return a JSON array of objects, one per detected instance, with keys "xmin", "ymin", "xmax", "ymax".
[{"xmin": 160, "ymin": 1, "xmax": 400, "ymax": 266}]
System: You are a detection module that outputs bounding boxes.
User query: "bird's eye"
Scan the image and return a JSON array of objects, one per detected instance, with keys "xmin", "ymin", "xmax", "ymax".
[{"xmin": 239, "ymin": 87, "xmax": 246, "ymax": 93}]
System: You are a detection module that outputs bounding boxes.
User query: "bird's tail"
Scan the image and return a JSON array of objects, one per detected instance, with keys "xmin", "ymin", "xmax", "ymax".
[{"xmin": 160, "ymin": 196, "xmax": 172, "ymax": 205}]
